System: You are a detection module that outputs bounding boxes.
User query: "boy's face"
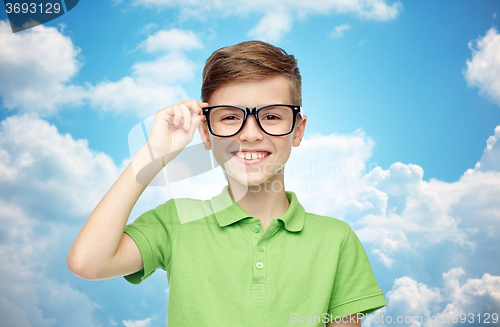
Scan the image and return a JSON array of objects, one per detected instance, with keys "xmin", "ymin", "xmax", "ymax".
[{"xmin": 199, "ymin": 75, "xmax": 307, "ymax": 187}]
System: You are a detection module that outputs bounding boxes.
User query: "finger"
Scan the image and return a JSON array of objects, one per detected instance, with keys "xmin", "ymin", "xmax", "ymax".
[
  {"xmin": 178, "ymin": 99, "xmax": 194, "ymax": 105},
  {"xmin": 158, "ymin": 107, "xmax": 173, "ymax": 126},
  {"xmin": 178, "ymin": 99, "xmax": 203, "ymax": 114},
  {"xmin": 179, "ymin": 99, "xmax": 208, "ymax": 106},
  {"xmin": 157, "ymin": 105, "xmax": 175, "ymax": 126},
  {"xmin": 198, "ymin": 103, "xmax": 210, "ymax": 116},
  {"xmin": 181, "ymin": 100, "xmax": 204, "ymax": 116},
  {"xmin": 172, "ymin": 105, "xmax": 183, "ymax": 126},
  {"xmin": 188, "ymin": 114, "xmax": 205, "ymax": 136},
  {"xmin": 186, "ymin": 102, "xmax": 207, "ymax": 126},
  {"xmin": 179, "ymin": 104, "xmax": 193, "ymax": 132}
]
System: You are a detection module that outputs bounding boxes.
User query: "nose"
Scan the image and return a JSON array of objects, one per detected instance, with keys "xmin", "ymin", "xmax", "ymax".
[{"xmin": 239, "ymin": 115, "xmax": 263, "ymax": 142}]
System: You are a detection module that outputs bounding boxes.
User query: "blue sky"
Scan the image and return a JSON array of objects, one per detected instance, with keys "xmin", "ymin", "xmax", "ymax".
[{"xmin": 1, "ymin": 0, "xmax": 500, "ymax": 326}]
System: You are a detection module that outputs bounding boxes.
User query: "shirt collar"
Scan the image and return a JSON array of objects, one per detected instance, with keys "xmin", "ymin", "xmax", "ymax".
[{"xmin": 211, "ymin": 185, "xmax": 305, "ymax": 232}]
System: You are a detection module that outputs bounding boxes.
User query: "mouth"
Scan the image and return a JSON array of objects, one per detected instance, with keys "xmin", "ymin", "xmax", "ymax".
[{"xmin": 230, "ymin": 151, "xmax": 271, "ymax": 161}]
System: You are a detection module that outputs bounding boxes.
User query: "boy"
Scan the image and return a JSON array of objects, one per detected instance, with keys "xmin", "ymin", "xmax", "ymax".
[{"xmin": 67, "ymin": 41, "xmax": 386, "ymax": 326}]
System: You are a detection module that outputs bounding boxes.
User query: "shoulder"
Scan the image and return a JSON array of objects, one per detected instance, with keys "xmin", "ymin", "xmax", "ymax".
[
  {"xmin": 154, "ymin": 197, "xmax": 214, "ymax": 224},
  {"xmin": 303, "ymin": 211, "xmax": 353, "ymax": 241},
  {"xmin": 305, "ymin": 212, "xmax": 351, "ymax": 230},
  {"xmin": 156, "ymin": 196, "xmax": 207, "ymax": 209}
]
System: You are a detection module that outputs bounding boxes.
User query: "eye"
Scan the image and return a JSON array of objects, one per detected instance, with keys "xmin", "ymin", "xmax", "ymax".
[
  {"xmin": 221, "ymin": 115, "xmax": 240, "ymax": 121},
  {"xmin": 262, "ymin": 114, "xmax": 280, "ymax": 120}
]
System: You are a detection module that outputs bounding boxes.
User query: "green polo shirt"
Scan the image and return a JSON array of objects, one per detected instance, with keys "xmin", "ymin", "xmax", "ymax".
[{"xmin": 124, "ymin": 185, "xmax": 386, "ymax": 326}]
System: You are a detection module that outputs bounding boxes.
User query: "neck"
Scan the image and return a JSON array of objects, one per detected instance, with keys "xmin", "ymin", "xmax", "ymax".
[{"xmin": 226, "ymin": 171, "xmax": 290, "ymax": 231}]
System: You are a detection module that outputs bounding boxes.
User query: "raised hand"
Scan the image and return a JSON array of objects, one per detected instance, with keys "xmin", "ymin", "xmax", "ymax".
[{"xmin": 147, "ymin": 99, "xmax": 209, "ymax": 163}]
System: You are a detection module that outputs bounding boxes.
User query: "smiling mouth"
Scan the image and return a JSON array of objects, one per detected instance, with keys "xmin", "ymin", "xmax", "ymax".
[{"xmin": 231, "ymin": 151, "xmax": 271, "ymax": 160}]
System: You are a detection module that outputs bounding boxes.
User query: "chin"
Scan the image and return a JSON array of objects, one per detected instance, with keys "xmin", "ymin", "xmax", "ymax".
[
  {"xmin": 222, "ymin": 156, "xmax": 285, "ymax": 187},
  {"xmin": 227, "ymin": 169, "xmax": 283, "ymax": 189},
  {"xmin": 227, "ymin": 173, "xmax": 267, "ymax": 187}
]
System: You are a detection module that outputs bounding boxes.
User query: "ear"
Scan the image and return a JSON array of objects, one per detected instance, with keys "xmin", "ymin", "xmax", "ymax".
[
  {"xmin": 198, "ymin": 121, "xmax": 212, "ymax": 150},
  {"xmin": 292, "ymin": 115, "xmax": 307, "ymax": 147}
]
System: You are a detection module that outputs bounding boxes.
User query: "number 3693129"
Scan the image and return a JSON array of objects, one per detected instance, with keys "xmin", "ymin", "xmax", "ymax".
[{"xmin": 5, "ymin": 3, "xmax": 62, "ymax": 14}]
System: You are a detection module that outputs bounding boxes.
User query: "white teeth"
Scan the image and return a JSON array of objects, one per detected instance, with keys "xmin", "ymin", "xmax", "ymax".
[{"xmin": 235, "ymin": 152, "xmax": 268, "ymax": 160}]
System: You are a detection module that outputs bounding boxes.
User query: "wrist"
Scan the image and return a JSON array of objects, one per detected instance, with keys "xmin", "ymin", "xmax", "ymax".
[
  {"xmin": 145, "ymin": 142, "xmax": 166, "ymax": 167},
  {"xmin": 130, "ymin": 144, "xmax": 166, "ymax": 185}
]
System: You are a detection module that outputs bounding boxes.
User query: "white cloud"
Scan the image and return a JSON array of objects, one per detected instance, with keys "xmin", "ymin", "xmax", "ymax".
[
  {"xmin": 0, "ymin": 22, "xmax": 202, "ymax": 117},
  {"xmin": 123, "ymin": 318, "xmax": 152, "ymax": 327},
  {"xmin": 87, "ymin": 30, "xmax": 201, "ymax": 117},
  {"xmin": 139, "ymin": 28, "xmax": 202, "ymax": 53},
  {"xmin": 128, "ymin": 0, "xmax": 402, "ymax": 41},
  {"xmin": 132, "ymin": 0, "xmax": 402, "ymax": 20},
  {"xmin": 372, "ymin": 248, "xmax": 394, "ymax": 268},
  {"xmin": 138, "ymin": 22, "xmax": 159, "ymax": 34},
  {"xmin": 281, "ymin": 126, "xmax": 500, "ymax": 270},
  {"xmin": 0, "ymin": 113, "xmax": 122, "ymax": 219},
  {"xmin": 330, "ymin": 24, "xmax": 351, "ymax": 38},
  {"xmin": 386, "ymin": 276, "xmax": 442, "ymax": 320},
  {"xmin": 0, "ymin": 195, "xmax": 99, "ymax": 326},
  {"xmin": 86, "ymin": 75, "xmax": 188, "ymax": 117},
  {"xmin": 1, "ymin": 113, "xmax": 499, "ymax": 324},
  {"xmin": 0, "ymin": 113, "xmax": 176, "ymax": 325},
  {"xmin": 475, "ymin": 125, "xmax": 500, "ymax": 171},
  {"xmin": 383, "ymin": 268, "xmax": 500, "ymax": 327},
  {"xmin": 248, "ymin": 11, "xmax": 293, "ymax": 43},
  {"xmin": 445, "ymin": 169, "xmax": 500, "ymax": 240},
  {"xmin": 353, "ymin": 164, "xmax": 500, "ymax": 266},
  {"xmin": 355, "ymin": 162, "xmax": 475, "ymax": 249},
  {"xmin": 0, "ymin": 254, "xmax": 99, "ymax": 327},
  {"xmin": 132, "ymin": 53, "xmax": 197, "ymax": 85},
  {"xmin": 0, "ymin": 113, "xmax": 115, "ymax": 323},
  {"xmin": 285, "ymin": 128, "xmax": 376, "ymax": 217},
  {"xmin": 464, "ymin": 28, "xmax": 500, "ymax": 106},
  {"xmin": 348, "ymin": 127, "xmax": 500, "ymax": 267},
  {"xmin": 356, "ymin": 0, "xmax": 402, "ymax": 21},
  {"xmin": 0, "ymin": 20, "xmax": 85, "ymax": 115}
]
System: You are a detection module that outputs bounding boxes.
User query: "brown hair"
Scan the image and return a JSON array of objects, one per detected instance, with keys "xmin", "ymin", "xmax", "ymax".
[{"xmin": 201, "ymin": 41, "xmax": 302, "ymax": 105}]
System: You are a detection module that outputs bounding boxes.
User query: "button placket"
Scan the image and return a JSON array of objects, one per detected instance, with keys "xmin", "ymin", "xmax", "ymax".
[
  {"xmin": 254, "ymin": 240, "xmax": 266, "ymax": 275},
  {"xmin": 249, "ymin": 219, "xmax": 266, "ymax": 284}
]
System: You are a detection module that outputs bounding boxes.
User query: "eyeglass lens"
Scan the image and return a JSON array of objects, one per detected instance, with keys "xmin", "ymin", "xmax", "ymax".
[{"xmin": 209, "ymin": 105, "xmax": 294, "ymax": 136}]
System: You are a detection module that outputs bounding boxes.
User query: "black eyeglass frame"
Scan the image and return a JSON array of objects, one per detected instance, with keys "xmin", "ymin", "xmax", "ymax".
[{"xmin": 202, "ymin": 104, "xmax": 303, "ymax": 137}]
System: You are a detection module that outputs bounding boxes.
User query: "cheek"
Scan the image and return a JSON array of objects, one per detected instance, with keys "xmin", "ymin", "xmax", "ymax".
[
  {"xmin": 211, "ymin": 137, "xmax": 240, "ymax": 165},
  {"xmin": 276, "ymin": 139, "xmax": 293, "ymax": 158}
]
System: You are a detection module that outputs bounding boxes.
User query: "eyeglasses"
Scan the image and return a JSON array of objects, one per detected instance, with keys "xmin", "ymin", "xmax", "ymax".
[{"xmin": 203, "ymin": 104, "xmax": 303, "ymax": 137}]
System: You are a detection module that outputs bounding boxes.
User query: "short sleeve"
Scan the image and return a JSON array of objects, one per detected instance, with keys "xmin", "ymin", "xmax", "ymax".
[
  {"xmin": 328, "ymin": 226, "xmax": 387, "ymax": 318},
  {"xmin": 123, "ymin": 198, "xmax": 179, "ymax": 285}
]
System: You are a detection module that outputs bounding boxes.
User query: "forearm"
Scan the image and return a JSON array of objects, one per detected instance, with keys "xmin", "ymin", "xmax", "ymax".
[{"xmin": 67, "ymin": 144, "xmax": 167, "ymax": 278}]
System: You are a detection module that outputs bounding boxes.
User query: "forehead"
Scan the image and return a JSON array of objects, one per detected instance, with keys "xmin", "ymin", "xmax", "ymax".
[{"xmin": 209, "ymin": 75, "xmax": 293, "ymax": 107}]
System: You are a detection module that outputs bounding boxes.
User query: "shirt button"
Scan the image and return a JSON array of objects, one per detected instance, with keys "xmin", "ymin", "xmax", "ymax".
[
  {"xmin": 251, "ymin": 224, "xmax": 260, "ymax": 233},
  {"xmin": 256, "ymin": 262, "xmax": 264, "ymax": 269},
  {"xmin": 257, "ymin": 245, "xmax": 265, "ymax": 252}
]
